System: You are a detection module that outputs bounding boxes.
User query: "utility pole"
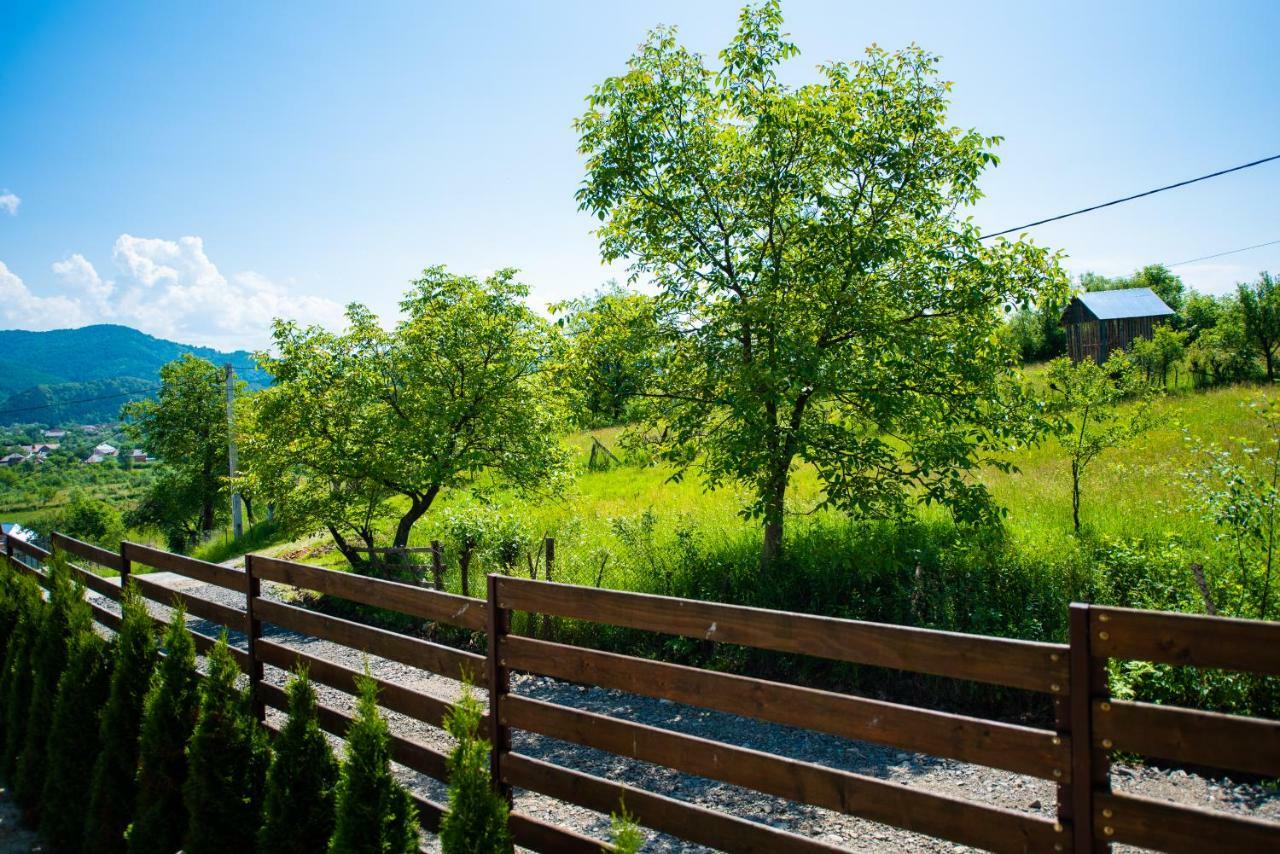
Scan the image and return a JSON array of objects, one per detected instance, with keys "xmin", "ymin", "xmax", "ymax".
[{"xmin": 226, "ymin": 363, "xmax": 243, "ymax": 540}]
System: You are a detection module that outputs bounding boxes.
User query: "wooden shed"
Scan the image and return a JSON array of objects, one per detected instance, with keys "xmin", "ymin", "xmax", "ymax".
[{"xmin": 1060, "ymin": 287, "xmax": 1175, "ymax": 364}]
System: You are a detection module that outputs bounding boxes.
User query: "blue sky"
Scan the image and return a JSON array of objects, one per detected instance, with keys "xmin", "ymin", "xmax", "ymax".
[{"xmin": 1, "ymin": 0, "xmax": 1278, "ymax": 349}]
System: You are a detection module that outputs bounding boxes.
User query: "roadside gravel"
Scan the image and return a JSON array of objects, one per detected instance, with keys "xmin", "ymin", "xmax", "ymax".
[{"xmin": 84, "ymin": 568, "xmax": 1280, "ymax": 854}]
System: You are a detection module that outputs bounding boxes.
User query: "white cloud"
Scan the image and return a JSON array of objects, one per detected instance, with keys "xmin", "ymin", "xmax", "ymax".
[
  {"xmin": 0, "ymin": 261, "xmax": 89, "ymax": 329},
  {"xmin": 2, "ymin": 236, "xmax": 344, "ymax": 350},
  {"xmin": 0, "ymin": 192, "xmax": 19, "ymax": 216}
]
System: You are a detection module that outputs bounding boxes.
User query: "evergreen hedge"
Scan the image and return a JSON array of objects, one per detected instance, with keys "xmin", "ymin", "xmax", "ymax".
[
  {"xmin": 182, "ymin": 635, "xmax": 269, "ymax": 854},
  {"xmin": 259, "ymin": 668, "xmax": 339, "ymax": 853},
  {"xmin": 329, "ymin": 675, "xmax": 418, "ymax": 854},
  {"xmin": 128, "ymin": 603, "xmax": 200, "ymax": 854},
  {"xmin": 0, "ymin": 568, "xmax": 40, "ymax": 756},
  {"xmin": 15, "ymin": 553, "xmax": 80, "ymax": 811},
  {"xmin": 39, "ymin": 622, "xmax": 114, "ymax": 852},
  {"xmin": 84, "ymin": 583, "xmax": 159, "ymax": 854},
  {"xmin": 439, "ymin": 683, "xmax": 511, "ymax": 854},
  {"xmin": 0, "ymin": 584, "xmax": 40, "ymax": 780}
]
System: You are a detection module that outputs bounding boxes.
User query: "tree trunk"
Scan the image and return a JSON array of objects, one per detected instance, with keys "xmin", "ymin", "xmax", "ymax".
[
  {"xmin": 391, "ymin": 486, "xmax": 440, "ymax": 551},
  {"xmin": 1268, "ymin": 347, "xmax": 1276, "ymax": 383},
  {"xmin": 760, "ymin": 467, "xmax": 788, "ymax": 573},
  {"xmin": 1071, "ymin": 460, "xmax": 1082, "ymax": 533},
  {"xmin": 328, "ymin": 525, "xmax": 362, "ymax": 567}
]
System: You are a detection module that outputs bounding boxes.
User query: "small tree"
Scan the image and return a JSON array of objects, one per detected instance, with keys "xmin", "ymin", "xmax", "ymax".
[
  {"xmin": 328, "ymin": 675, "xmax": 418, "ymax": 854},
  {"xmin": 439, "ymin": 683, "xmax": 511, "ymax": 854},
  {"xmin": 84, "ymin": 584, "xmax": 159, "ymax": 854},
  {"xmin": 40, "ymin": 626, "xmax": 114, "ymax": 852},
  {"xmin": 0, "ymin": 571, "xmax": 43, "ymax": 780},
  {"xmin": 1046, "ymin": 353, "xmax": 1159, "ymax": 532},
  {"xmin": 259, "ymin": 669, "xmax": 339, "ymax": 854},
  {"xmin": 183, "ymin": 636, "xmax": 270, "ymax": 854},
  {"xmin": 15, "ymin": 552, "xmax": 81, "ymax": 810},
  {"xmin": 128, "ymin": 604, "xmax": 200, "ymax": 854},
  {"xmin": 1238, "ymin": 272, "xmax": 1280, "ymax": 382},
  {"xmin": 609, "ymin": 801, "xmax": 646, "ymax": 854}
]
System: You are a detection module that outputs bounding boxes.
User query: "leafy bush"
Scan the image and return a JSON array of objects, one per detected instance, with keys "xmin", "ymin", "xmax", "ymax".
[
  {"xmin": 182, "ymin": 635, "xmax": 269, "ymax": 854},
  {"xmin": 439, "ymin": 683, "xmax": 510, "ymax": 854},
  {"xmin": 15, "ymin": 553, "xmax": 82, "ymax": 810},
  {"xmin": 128, "ymin": 604, "xmax": 200, "ymax": 854},
  {"xmin": 328, "ymin": 675, "xmax": 418, "ymax": 854},
  {"xmin": 84, "ymin": 584, "xmax": 159, "ymax": 854},
  {"xmin": 259, "ymin": 669, "xmax": 339, "ymax": 854},
  {"xmin": 40, "ymin": 626, "xmax": 114, "ymax": 852}
]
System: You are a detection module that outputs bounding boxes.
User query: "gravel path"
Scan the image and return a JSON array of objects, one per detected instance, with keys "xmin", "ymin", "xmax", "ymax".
[{"xmin": 82, "ymin": 569, "xmax": 1280, "ymax": 854}]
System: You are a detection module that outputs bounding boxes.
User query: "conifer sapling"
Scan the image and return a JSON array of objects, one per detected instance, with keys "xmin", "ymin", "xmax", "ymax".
[
  {"xmin": 258, "ymin": 668, "xmax": 339, "ymax": 854},
  {"xmin": 439, "ymin": 681, "xmax": 511, "ymax": 854}
]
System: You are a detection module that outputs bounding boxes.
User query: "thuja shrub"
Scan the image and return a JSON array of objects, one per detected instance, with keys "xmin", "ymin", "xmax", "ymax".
[
  {"xmin": 15, "ymin": 553, "xmax": 81, "ymax": 810},
  {"xmin": 609, "ymin": 802, "xmax": 646, "ymax": 854},
  {"xmin": 127, "ymin": 604, "xmax": 200, "ymax": 854},
  {"xmin": 328, "ymin": 675, "xmax": 418, "ymax": 854},
  {"xmin": 439, "ymin": 683, "xmax": 510, "ymax": 854},
  {"xmin": 0, "ymin": 580, "xmax": 42, "ymax": 781},
  {"xmin": 39, "ymin": 626, "xmax": 114, "ymax": 852},
  {"xmin": 182, "ymin": 635, "xmax": 269, "ymax": 854},
  {"xmin": 84, "ymin": 583, "xmax": 159, "ymax": 854},
  {"xmin": 258, "ymin": 668, "xmax": 339, "ymax": 854}
]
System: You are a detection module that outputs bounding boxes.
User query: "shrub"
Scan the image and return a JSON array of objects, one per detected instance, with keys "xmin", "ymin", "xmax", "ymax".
[
  {"xmin": 182, "ymin": 635, "xmax": 269, "ymax": 854},
  {"xmin": 84, "ymin": 584, "xmax": 159, "ymax": 854},
  {"xmin": 15, "ymin": 553, "xmax": 82, "ymax": 810},
  {"xmin": 328, "ymin": 675, "xmax": 418, "ymax": 854},
  {"xmin": 39, "ymin": 627, "xmax": 114, "ymax": 852},
  {"xmin": 128, "ymin": 604, "xmax": 200, "ymax": 854},
  {"xmin": 609, "ymin": 801, "xmax": 645, "ymax": 854},
  {"xmin": 258, "ymin": 669, "xmax": 339, "ymax": 853},
  {"xmin": 0, "ymin": 568, "xmax": 42, "ymax": 775},
  {"xmin": 439, "ymin": 682, "xmax": 510, "ymax": 854}
]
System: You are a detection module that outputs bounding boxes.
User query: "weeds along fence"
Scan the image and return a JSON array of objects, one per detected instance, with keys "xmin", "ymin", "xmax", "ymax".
[{"xmin": 4, "ymin": 530, "xmax": 1280, "ymax": 853}]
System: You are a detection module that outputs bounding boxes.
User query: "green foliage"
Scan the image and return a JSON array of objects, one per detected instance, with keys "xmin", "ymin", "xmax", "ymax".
[
  {"xmin": 244, "ymin": 267, "xmax": 569, "ymax": 568},
  {"xmin": 128, "ymin": 604, "xmax": 200, "ymax": 854},
  {"xmin": 259, "ymin": 669, "xmax": 339, "ymax": 854},
  {"xmin": 551, "ymin": 284, "xmax": 660, "ymax": 427},
  {"xmin": 439, "ymin": 683, "xmax": 511, "ymax": 854},
  {"xmin": 123, "ymin": 353, "xmax": 234, "ymax": 539},
  {"xmin": 182, "ymin": 635, "xmax": 270, "ymax": 854},
  {"xmin": 328, "ymin": 675, "xmax": 418, "ymax": 854},
  {"xmin": 49, "ymin": 489, "xmax": 127, "ymax": 548},
  {"xmin": 1238, "ymin": 271, "xmax": 1280, "ymax": 382},
  {"xmin": 1046, "ymin": 353, "xmax": 1159, "ymax": 532},
  {"xmin": 15, "ymin": 553, "xmax": 82, "ymax": 809},
  {"xmin": 575, "ymin": 0, "xmax": 1066, "ymax": 567},
  {"xmin": 0, "ymin": 571, "xmax": 42, "ymax": 780},
  {"xmin": 609, "ymin": 801, "xmax": 646, "ymax": 854},
  {"xmin": 40, "ymin": 626, "xmax": 114, "ymax": 852},
  {"xmin": 84, "ymin": 584, "xmax": 159, "ymax": 854}
]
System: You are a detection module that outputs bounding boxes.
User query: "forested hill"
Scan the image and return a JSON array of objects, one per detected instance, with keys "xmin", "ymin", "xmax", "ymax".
[{"xmin": 0, "ymin": 325, "xmax": 268, "ymax": 426}]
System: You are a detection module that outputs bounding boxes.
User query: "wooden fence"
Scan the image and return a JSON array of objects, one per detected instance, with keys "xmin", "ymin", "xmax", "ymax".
[{"xmin": 3, "ymin": 530, "xmax": 1279, "ymax": 853}]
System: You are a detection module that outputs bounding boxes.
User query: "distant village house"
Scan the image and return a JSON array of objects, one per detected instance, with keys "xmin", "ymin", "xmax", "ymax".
[{"xmin": 1060, "ymin": 287, "xmax": 1176, "ymax": 364}]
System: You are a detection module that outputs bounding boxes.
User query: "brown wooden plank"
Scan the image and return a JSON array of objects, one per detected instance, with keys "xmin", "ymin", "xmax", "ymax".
[
  {"xmin": 502, "ymin": 696, "xmax": 1065, "ymax": 853},
  {"xmin": 89, "ymin": 600, "xmax": 122, "ymax": 631},
  {"xmin": 1094, "ymin": 791, "xmax": 1280, "ymax": 852},
  {"xmin": 181, "ymin": 625, "xmax": 251, "ymax": 671},
  {"xmin": 259, "ymin": 681, "xmax": 450, "ymax": 781},
  {"xmin": 255, "ymin": 638, "xmax": 464, "ymax": 730},
  {"xmin": 508, "ymin": 812, "xmax": 605, "ymax": 854},
  {"xmin": 251, "ymin": 555, "xmax": 487, "ymax": 631},
  {"xmin": 9, "ymin": 536, "xmax": 50, "ymax": 562},
  {"xmin": 496, "ymin": 577, "xmax": 1068, "ymax": 693},
  {"xmin": 1091, "ymin": 606, "xmax": 1280, "ymax": 675},
  {"xmin": 1094, "ymin": 699, "xmax": 1280, "ymax": 777},
  {"xmin": 8, "ymin": 555, "xmax": 45, "ymax": 583},
  {"xmin": 253, "ymin": 598, "xmax": 485, "ymax": 682},
  {"xmin": 503, "ymin": 752, "xmax": 848, "ymax": 854},
  {"xmin": 121, "ymin": 541, "xmax": 246, "ymax": 592},
  {"xmin": 408, "ymin": 792, "xmax": 445, "ymax": 834},
  {"xmin": 133, "ymin": 574, "xmax": 245, "ymax": 630},
  {"xmin": 52, "ymin": 532, "xmax": 124, "ymax": 572},
  {"xmin": 503, "ymin": 636, "xmax": 1068, "ymax": 780},
  {"xmin": 69, "ymin": 562, "xmax": 122, "ymax": 601}
]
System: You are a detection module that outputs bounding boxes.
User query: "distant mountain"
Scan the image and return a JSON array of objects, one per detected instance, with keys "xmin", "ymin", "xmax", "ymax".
[{"xmin": 0, "ymin": 325, "xmax": 269, "ymax": 426}]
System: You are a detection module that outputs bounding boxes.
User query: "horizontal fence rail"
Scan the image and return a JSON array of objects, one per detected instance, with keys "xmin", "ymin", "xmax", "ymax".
[{"xmin": 3, "ymin": 530, "xmax": 1279, "ymax": 852}]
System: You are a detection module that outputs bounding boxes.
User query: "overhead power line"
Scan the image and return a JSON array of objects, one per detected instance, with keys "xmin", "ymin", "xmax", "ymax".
[
  {"xmin": 1167, "ymin": 238, "xmax": 1280, "ymax": 268},
  {"xmin": 980, "ymin": 153, "xmax": 1280, "ymax": 240},
  {"xmin": 0, "ymin": 386, "xmax": 159, "ymax": 417}
]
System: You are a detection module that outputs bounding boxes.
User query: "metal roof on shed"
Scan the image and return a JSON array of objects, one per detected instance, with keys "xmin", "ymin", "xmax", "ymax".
[{"xmin": 1073, "ymin": 287, "xmax": 1175, "ymax": 320}]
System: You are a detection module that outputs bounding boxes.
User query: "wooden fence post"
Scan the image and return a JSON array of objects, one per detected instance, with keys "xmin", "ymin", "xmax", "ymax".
[
  {"xmin": 431, "ymin": 540, "xmax": 444, "ymax": 591},
  {"xmin": 245, "ymin": 554, "xmax": 265, "ymax": 722},
  {"xmin": 119, "ymin": 541, "xmax": 132, "ymax": 587},
  {"xmin": 1068, "ymin": 602, "xmax": 1111, "ymax": 853},
  {"xmin": 486, "ymin": 572, "xmax": 512, "ymax": 806}
]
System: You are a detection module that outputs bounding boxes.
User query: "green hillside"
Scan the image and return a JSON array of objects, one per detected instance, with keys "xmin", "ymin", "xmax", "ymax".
[{"xmin": 0, "ymin": 325, "xmax": 268, "ymax": 425}]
